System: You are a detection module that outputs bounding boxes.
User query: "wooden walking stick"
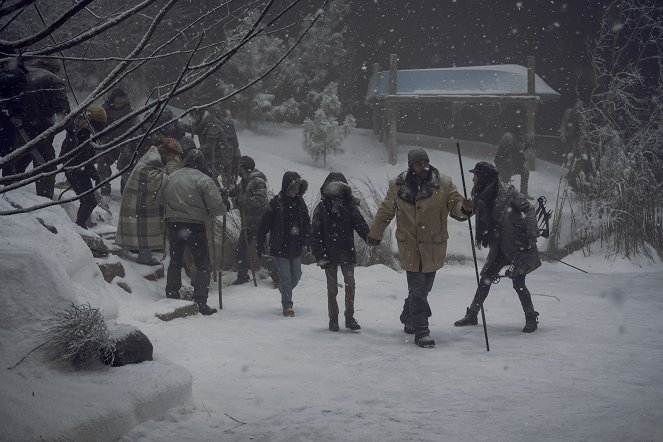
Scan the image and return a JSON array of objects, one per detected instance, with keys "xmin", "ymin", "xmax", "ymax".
[
  {"xmin": 219, "ymin": 213, "xmax": 226, "ymax": 309},
  {"xmin": 456, "ymin": 142, "xmax": 490, "ymax": 352}
]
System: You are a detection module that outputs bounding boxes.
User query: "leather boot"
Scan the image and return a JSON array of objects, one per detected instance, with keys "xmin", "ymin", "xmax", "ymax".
[
  {"xmin": 454, "ymin": 307, "xmax": 478, "ymax": 326},
  {"xmin": 523, "ymin": 310, "xmax": 539, "ymax": 333},
  {"xmin": 329, "ymin": 316, "xmax": 339, "ymax": 332}
]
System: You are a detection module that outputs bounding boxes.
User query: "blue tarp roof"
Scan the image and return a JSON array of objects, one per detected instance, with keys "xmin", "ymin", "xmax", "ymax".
[{"xmin": 366, "ymin": 64, "xmax": 560, "ymax": 102}]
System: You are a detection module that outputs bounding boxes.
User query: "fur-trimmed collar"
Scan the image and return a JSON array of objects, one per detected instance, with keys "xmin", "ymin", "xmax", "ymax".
[{"xmin": 395, "ymin": 166, "xmax": 442, "ymax": 204}]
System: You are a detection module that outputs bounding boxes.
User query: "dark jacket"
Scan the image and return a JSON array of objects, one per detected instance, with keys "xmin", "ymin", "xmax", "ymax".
[
  {"xmin": 0, "ymin": 59, "xmax": 27, "ymax": 155},
  {"xmin": 257, "ymin": 171, "xmax": 310, "ymax": 258},
  {"xmin": 494, "ymin": 132, "xmax": 524, "ymax": 179},
  {"xmin": 481, "ymin": 180, "xmax": 541, "ymax": 276},
  {"xmin": 21, "ymin": 66, "xmax": 70, "ymax": 134},
  {"xmin": 191, "ymin": 111, "xmax": 230, "ymax": 174},
  {"xmin": 311, "ymin": 172, "xmax": 369, "ymax": 266},
  {"xmin": 60, "ymin": 125, "xmax": 100, "ymax": 183},
  {"xmin": 237, "ymin": 168, "xmax": 268, "ymax": 229}
]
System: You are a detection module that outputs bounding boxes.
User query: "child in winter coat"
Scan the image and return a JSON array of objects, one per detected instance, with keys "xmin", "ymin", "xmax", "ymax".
[
  {"xmin": 311, "ymin": 172, "xmax": 369, "ymax": 331},
  {"xmin": 257, "ymin": 171, "xmax": 310, "ymax": 317}
]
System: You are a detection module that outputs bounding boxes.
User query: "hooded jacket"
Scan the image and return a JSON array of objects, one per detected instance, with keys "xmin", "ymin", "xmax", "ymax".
[
  {"xmin": 257, "ymin": 171, "xmax": 310, "ymax": 258},
  {"xmin": 237, "ymin": 168, "xmax": 268, "ymax": 228},
  {"xmin": 369, "ymin": 166, "xmax": 467, "ymax": 273},
  {"xmin": 311, "ymin": 172, "xmax": 369, "ymax": 266}
]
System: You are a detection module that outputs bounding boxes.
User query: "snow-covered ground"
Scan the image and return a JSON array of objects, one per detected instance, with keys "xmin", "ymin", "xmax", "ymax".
[{"xmin": 1, "ymin": 125, "xmax": 662, "ymax": 442}]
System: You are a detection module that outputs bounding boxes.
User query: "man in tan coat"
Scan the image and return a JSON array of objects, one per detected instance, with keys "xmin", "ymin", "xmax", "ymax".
[{"xmin": 368, "ymin": 148, "xmax": 472, "ymax": 348}]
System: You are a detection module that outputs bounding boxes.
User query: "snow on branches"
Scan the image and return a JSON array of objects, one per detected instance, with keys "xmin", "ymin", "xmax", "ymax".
[{"xmin": 303, "ymin": 82, "xmax": 356, "ymax": 166}]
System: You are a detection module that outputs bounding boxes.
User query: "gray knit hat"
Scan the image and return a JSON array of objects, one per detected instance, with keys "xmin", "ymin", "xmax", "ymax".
[{"xmin": 407, "ymin": 148, "xmax": 429, "ymax": 165}]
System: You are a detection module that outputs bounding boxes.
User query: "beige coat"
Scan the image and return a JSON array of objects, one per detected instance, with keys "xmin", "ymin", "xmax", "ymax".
[{"xmin": 369, "ymin": 167, "xmax": 467, "ymax": 273}]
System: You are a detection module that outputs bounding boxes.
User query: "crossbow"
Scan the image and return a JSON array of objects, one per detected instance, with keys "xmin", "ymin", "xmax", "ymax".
[{"xmin": 536, "ymin": 196, "xmax": 552, "ymax": 239}]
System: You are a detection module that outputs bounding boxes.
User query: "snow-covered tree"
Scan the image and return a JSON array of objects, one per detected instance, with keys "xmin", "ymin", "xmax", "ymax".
[
  {"xmin": 562, "ymin": 0, "xmax": 663, "ymax": 260},
  {"xmin": 303, "ymin": 82, "xmax": 356, "ymax": 166},
  {"xmin": 0, "ymin": 0, "xmax": 328, "ymax": 215}
]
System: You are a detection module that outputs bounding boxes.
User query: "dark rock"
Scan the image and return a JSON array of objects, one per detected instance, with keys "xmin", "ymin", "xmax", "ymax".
[
  {"xmin": 156, "ymin": 303, "xmax": 199, "ymax": 321},
  {"xmin": 105, "ymin": 327, "xmax": 153, "ymax": 366},
  {"xmin": 143, "ymin": 266, "xmax": 165, "ymax": 281},
  {"xmin": 80, "ymin": 234, "xmax": 109, "ymax": 258},
  {"xmin": 116, "ymin": 281, "xmax": 132, "ymax": 293},
  {"xmin": 98, "ymin": 262, "xmax": 126, "ymax": 283}
]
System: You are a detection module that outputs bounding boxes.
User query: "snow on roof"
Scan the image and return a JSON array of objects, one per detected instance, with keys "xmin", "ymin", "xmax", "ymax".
[{"xmin": 366, "ymin": 64, "xmax": 560, "ymax": 102}]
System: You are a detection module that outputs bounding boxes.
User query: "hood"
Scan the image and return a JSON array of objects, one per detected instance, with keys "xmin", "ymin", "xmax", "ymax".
[
  {"xmin": 280, "ymin": 171, "xmax": 308, "ymax": 198},
  {"xmin": 320, "ymin": 172, "xmax": 351, "ymax": 200},
  {"xmin": 247, "ymin": 168, "xmax": 267, "ymax": 183}
]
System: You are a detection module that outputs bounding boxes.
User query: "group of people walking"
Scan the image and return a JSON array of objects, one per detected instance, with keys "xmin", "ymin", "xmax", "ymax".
[{"xmin": 1, "ymin": 57, "xmax": 544, "ymax": 346}]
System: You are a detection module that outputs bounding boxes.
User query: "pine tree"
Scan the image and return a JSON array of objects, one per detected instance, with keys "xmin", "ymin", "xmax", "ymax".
[{"xmin": 303, "ymin": 82, "xmax": 356, "ymax": 166}]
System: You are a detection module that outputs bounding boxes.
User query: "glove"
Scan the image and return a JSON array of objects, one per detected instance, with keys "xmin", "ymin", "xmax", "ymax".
[
  {"xmin": 515, "ymin": 237, "xmax": 536, "ymax": 251},
  {"xmin": 461, "ymin": 198, "xmax": 474, "ymax": 216},
  {"xmin": 367, "ymin": 237, "xmax": 381, "ymax": 246},
  {"xmin": 317, "ymin": 259, "xmax": 331, "ymax": 269}
]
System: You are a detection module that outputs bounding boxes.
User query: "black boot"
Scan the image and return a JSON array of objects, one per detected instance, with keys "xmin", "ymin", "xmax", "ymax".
[
  {"xmin": 414, "ymin": 333, "xmax": 435, "ymax": 348},
  {"xmin": 523, "ymin": 311, "xmax": 539, "ymax": 333},
  {"xmin": 329, "ymin": 316, "xmax": 339, "ymax": 332},
  {"xmin": 231, "ymin": 274, "xmax": 250, "ymax": 286},
  {"xmin": 196, "ymin": 302, "xmax": 217, "ymax": 316},
  {"xmin": 345, "ymin": 316, "xmax": 361, "ymax": 331},
  {"xmin": 454, "ymin": 308, "xmax": 478, "ymax": 326}
]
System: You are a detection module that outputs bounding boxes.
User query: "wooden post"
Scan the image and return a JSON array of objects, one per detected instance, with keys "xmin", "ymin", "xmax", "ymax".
[
  {"xmin": 387, "ymin": 54, "xmax": 398, "ymax": 165},
  {"xmin": 526, "ymin": 55, "xmax": 537, "ymax": 171},
  {"xmin": 372, "ymin": 63, "xmax": 381, "ymax": 136}
]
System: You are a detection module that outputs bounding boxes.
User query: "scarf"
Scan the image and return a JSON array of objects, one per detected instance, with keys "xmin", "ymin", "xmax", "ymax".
[{"xmin": 472, "ymin": 178, "xmax": 499, "ymax": 249}]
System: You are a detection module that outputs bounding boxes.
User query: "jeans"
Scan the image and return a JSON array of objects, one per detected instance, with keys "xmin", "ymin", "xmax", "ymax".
[
  {"xmin": 324, "ymin": 263, "xmax": 355, "ymax": 319},
  {"xmin": 273, "ymin": 256, "xmax": 302, "ymax": 309},
  {"xmin": 166, "ymin": 222, "xmax": 211, "ymax": 304},
  {"xmin": 402, "ymin": 271, "xmax": 437, "ymax": 336}
]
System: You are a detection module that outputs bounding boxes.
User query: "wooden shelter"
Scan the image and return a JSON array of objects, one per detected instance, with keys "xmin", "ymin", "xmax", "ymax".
[{"xmin": 367, "ymin": 55, "xmax": 560, "ymax": 166}]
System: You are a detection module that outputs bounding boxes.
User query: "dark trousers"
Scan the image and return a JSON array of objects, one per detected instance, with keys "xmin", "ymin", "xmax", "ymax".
[
  {"xmin": 401, "ymin": 271, "xmax": 436, "ymax": 336},
  {"xmin": 324, "ymin": 263, "xmax": 355, "ymax": 319},
  {"xmin": 166, "ymin": 222, "xmax": 211, "ymax": 304},
  {"xmin": 12, "ymin": 133, "xmax": 56, "ymax": 198},
  {"xmin": 67, "ymin": 171, "xmax": 97, "ymax": 228},
  {"xmin": 469, "ymin": 248, "xmax": 534, "ymax": 313},
  {"xmin": 235, "ymin": 228, "xmax": 256, "ymax": 278},
  {"xmin": 97, "ymin": 149, "xmax": 119, "ymax": 196}
]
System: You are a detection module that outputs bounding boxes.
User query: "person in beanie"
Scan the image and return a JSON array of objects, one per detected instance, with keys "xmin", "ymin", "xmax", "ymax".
[
  {"xmin": 453, "ymin": 161, "xmax": 541, "ymax": 332},
  {"xmin": 367, "ymin": 148, "xmax": 473, "ymax": 347},
  {"xmin": 158, "ymin": 149, "xmax": 227, "ymax": 315},
  {"xmin": 229, "ymin": 155, "xmax": 269, "ymax": 286},
  {"xmin": 115, "ymin": 137, "xmax": 182, "ymax": 265},
  {"xmin": 58, "ymin": 106, "xmax": 106, "ymax": 228},
  {"xmin": 311, "ymin": 172, "xmax": 370, "ymax": 332},
  {"xmin": 256, "ymin": 171, "xmax": 310, "ymax": 317}
]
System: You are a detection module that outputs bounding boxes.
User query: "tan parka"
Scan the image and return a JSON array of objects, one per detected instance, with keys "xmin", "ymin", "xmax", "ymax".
[{"xmin": 369, "ymin": 167, "xmax": 467, "ymax": 273}]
